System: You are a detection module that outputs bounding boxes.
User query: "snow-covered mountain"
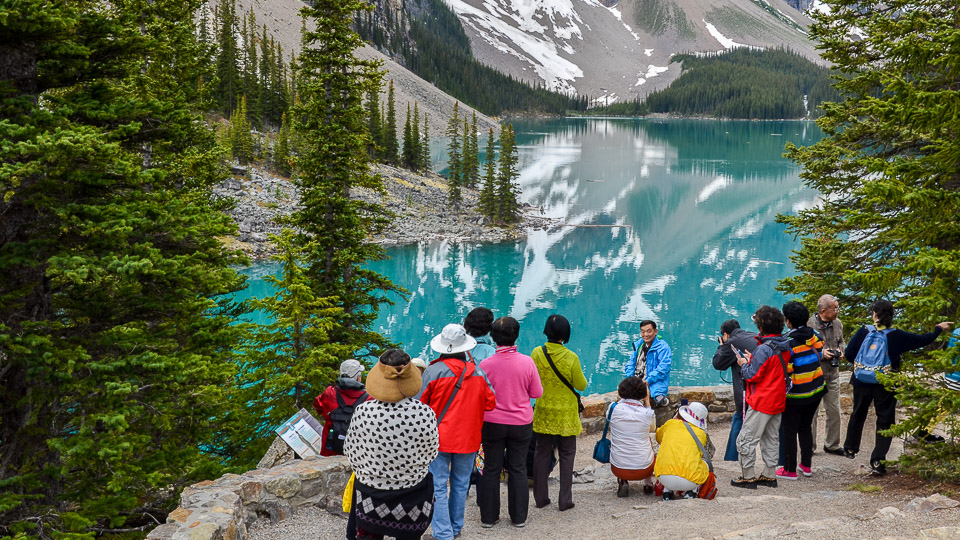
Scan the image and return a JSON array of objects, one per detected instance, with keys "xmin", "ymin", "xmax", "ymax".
[{"xmin": 446, "ymin": 0, "xmax": 821, "ymax": 103}]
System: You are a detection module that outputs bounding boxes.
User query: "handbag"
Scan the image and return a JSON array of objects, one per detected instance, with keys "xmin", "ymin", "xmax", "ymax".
[
  {"xmin": 541, "ymin": 345, "xmax": 585, "ymax": 413},
  {"xmin": 592, "ymin": 402, "xmax": 618, "ymax": 463}
]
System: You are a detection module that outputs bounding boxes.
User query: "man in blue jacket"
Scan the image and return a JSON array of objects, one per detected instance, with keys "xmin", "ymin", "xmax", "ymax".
[{"xmin": 625, "ymin": 320, "xmax": 673, "ymax": 424}]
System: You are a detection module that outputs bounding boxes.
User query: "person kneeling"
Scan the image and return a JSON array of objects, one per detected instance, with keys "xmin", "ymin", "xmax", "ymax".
[
  {"xmin": 653, "ymin": 403, "xmax": 717, "ymax": 500},
  {"xmin": 608, "ymin": 376, "xmax": 657, "ymax": 498}
]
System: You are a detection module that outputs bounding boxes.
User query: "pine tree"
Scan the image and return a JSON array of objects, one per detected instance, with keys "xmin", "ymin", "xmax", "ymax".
[
  {"xmin": 460, "ymin": 114, "xmax": 475, "ymax": 188},
  {"xmin": 479, "ymin": 128, "xmax": 498, "ymax": 220},
  {"xmin": 402, "ymin": 103, "xmax": 414, "ymax": 169},
  {"xmin": 365, "ymin": 87, "xmax": 383, "ymax": 159},
  {"xmin": 275, "ymin": 111, "xmax": 292, "ymax": 176},
  {"xmin": 230, "ymin": 94, "xmax": 254, "ymax": 164},
  {"xmin": 384, "ymin": 80, "xmax": 399, "ymax": 163},
  {"xmin": 421, "ymin": 113, "xmax": 432, "ymax": 171},
  {"xmin": 411, "ymin": 102, "xmax": 422, "ymax": 172},
  {"xmin": 445, "ymin": 102, "xmax": 463, "ymax": 206},
  {"xmin": 214, "ymin": 0, "xmax": 240, "ymax": 114},
  {"xmin": 779, "ymin": 0, "xmax": 960, "ymax": 479},
  {"xmin": 0, "ymin": 0, "xmax": 246, "ymax": 533},
  {"xmin": 464, "ymin": 111, "xmax": 480, "ymax": 187},
  {"xmin": 496, "ymin": 124, "xmax": 521, "ymax": 223},
  {"xmin": 231, "ymin": 229, "xmax": 349, "ymax": 464},
  {"xmin": 292, "ymin": 0, "xmax": 404, "ymax": 379}
]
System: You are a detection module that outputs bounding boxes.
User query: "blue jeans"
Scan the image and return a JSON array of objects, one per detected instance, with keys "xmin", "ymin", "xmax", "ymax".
[
  {"xmin": 429, "ymin": 451, "xmax": 476, "ymax": 540},
  {"xmin": 724, "ymin": 410, "xmax": 743, "ymax": 461}
]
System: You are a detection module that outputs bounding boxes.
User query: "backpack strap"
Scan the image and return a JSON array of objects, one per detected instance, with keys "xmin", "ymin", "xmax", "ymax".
[
  {"xmin": 599, "ymin": 402, "xmax": 618, "ymax": 442},
  {"xmin": 436, "ymin": 360, "xmax": 468, "ymax": 425},
  {"xmin": 335, "ymin": 387, "xmax": 345, "ymax": 408},
  {"xmin": 355, "ymin": 391, "xmax": 369, "ymax": 406},
  {"xmin": 682, "ymin": 421, "xmax": 713, "ymax": 473}
]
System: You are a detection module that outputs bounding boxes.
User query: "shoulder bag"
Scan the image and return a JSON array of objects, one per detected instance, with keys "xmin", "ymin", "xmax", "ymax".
[
  {"xmin": 682, "ymin": 421, "xmax": 718, "ymax": 500},
  {"xmin": 592, "ymin": 402, "xmax": 617, "ymax": 463},
  {"xmin": 436, "ymin": 360, "xmax": 468, "ymax": 424},
  {"xmin": 541, "ymin": 345, "xmax": 585, "ymax": 413}
]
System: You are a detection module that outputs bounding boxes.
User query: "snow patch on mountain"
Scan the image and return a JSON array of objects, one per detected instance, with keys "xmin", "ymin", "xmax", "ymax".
[
  {"xmin": 635, "ymin": 65, "xmax": 669, "ymax": 87},
  {"xmin": 704, "ymin": 21, "xmax": 752, "ymax": 50}
]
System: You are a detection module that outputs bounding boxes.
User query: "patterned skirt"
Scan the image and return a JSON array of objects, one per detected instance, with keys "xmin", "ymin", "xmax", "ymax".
[{"xmin": 353, "ymin": 474, "xmax": 434, "ymax": 538}]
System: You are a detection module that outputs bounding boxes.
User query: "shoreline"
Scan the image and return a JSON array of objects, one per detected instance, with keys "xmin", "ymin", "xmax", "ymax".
[{"xmin": 213, "ymin": 163, "xmax": 562, "ymax": 262}]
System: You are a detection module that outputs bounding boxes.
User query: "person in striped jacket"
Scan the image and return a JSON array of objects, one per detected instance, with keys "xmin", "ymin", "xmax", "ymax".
[{"xmin": 777, "ymin": 301, "xmax": 826, "ymax": 480}]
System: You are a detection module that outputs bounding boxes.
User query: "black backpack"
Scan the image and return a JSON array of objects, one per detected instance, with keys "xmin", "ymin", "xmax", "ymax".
[{"xmin": 325, "ymin": 389, "xmax": 369, "ymax": 454}]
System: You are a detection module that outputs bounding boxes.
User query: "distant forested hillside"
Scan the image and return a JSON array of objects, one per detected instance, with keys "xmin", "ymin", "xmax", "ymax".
[
  {"xmin": 595, "ymin": 48, "xmax": 839, "ymax": 119},
  {"xmin": 356, "ymin": 0, "xmax": 588, "ymax": 115}
]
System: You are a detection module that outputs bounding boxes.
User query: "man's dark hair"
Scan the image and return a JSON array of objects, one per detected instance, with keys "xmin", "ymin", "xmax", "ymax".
[
  {"xmin": 720, "ymin": 319, "xmax": 741, "ymax": 336},
  {"xmin": 640, "ymin": 320, "xmax": 657, "ymax": 331},
  {"xmin": 618, "ymin": 376, "xmax": 648, "ymax": 401},
  {"xmin": 872, "ymin": 299, "xmax": 895, "ymax": 327},
  {"xmin": 380, "ymin": 349, "xmax": 411, "ymax": 367},
  {"xmin": 543, "ymin": 314, "xmax": 571, "ymax": 344},
  {"xmin": 782, "ymin": 301, "xmax": 810, "ymax": 329},
  {"xmin": 439, "ymin": 352, "xmax": 468, "ymax": 361},
  {"xmin": 491, "ymin": 316, "xmax": 520, "ymax": 346},
  {"xmin": 753, "ymin": 305, "xmax": 785, "ymax": 335},
  {"xmin": 463, "ymin": 307, "xmax": 494, "ymax": 338}
]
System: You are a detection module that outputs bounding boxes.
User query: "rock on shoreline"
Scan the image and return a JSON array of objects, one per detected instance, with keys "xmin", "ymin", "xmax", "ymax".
[{"xmin": 212, "ymin": 163, "xmax": 559, "ymax": 260}]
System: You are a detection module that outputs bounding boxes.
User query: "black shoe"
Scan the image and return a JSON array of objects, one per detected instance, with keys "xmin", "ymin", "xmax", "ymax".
[
  {"xmin": 916, "ymin": 429, "xmax": 946, "ymax": 443},
  {"xmin": 730, "ymin": 476, "xmax": 758, "ymax": 489},
  {"xmin": 870, "ymin": 460, "xmax": 887, "ymax": 476},
  {"xmin": 756, "ymin": 475, "xmax": 778, "ymax": 488},
  {"xmin": 617, "ymin": 479, "xmax": 629, "ymax": 498},
  {"xmin": 843, "ymin": 448, "xmax": 857, "ymax": 459},
  {"xmin": 823, "ymin": 446, "xmax": 845, "ymax": 456},
  {"xmin": 558, "ymin": 502, "xmax": 575, "ymax": 512},
  {"xmin": 481, "ymin": 519, "xmax": 499, "ymax": 528},
  {"xmin": 535, "ymin": 499, "xmax": 551, "ymax": 509}
]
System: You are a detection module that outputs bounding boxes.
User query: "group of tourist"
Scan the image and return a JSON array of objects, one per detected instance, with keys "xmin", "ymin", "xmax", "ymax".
[{"xmin": 313, "ymin": 298, "xmax": 953, "ymax": 540}]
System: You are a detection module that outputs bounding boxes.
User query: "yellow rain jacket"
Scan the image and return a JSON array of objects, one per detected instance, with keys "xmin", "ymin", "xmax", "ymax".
[{"xmin": 653, "ymin": 419, "xmax": 709, "ymax": 485}]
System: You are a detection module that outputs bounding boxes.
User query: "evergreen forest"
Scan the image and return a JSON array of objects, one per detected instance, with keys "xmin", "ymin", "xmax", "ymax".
[{"xmin": 594, "ymin": 48, "xmax": 840, "ymax": 119}]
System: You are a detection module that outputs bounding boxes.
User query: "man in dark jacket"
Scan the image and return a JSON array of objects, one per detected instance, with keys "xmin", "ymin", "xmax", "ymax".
[
  {"xmin": 712, "ymin": 319, "xmax": 760, "ymax": 461},
  {"xmin": 731, "ymin": 306, "xmax": 791, "ymax": 489}
]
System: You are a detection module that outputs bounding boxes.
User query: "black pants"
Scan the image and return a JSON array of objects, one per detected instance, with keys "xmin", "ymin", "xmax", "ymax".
[
  {"xmin": 844, "ymin": 383, "xmax": 897, "ymax": 463},
  {"xmin": 478, "ymin": 422, "xmax": 533, "ymax": 525},
  {"xmin": 781, "ymin": 395, "xmax": 823, "ymax": 472},
  {"xmin": 533, "ymin": 433, "xmax": 576, "ymax": 510}
]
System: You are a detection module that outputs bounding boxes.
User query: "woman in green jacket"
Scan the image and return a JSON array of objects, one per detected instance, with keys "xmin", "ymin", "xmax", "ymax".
[{"xmin": 531, "ymin": 314, "xmax": 587, "ymax": 511}]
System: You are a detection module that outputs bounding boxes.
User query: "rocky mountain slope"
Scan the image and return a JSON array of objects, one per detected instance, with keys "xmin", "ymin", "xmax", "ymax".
[{"xmin": 448, "ymin": 0, "xmax": 821, "ymax": 104}]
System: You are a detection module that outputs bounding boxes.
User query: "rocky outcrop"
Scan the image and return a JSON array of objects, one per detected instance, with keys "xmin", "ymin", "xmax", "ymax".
[{"xmin": 212, "ymin": 163, "xmax": 560, "ymax": 261}]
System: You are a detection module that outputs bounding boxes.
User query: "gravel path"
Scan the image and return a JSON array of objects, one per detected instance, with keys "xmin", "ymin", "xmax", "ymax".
[{"xmin": 248, "ymin": 414, "xmax": 960, "ymax": 540}]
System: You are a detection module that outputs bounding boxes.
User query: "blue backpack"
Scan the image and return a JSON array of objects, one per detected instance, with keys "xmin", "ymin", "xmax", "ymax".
[{"xmin": 853, "ymin": 325, "xmax": 894, "ymax": 384}]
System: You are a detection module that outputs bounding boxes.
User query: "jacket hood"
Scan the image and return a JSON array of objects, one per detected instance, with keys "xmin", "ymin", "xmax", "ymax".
[
  {"xmin": 760, "ymin": 334, "xmax": 792, "ymax": 354},
  {"xmin": 336, "ymin": 377, "xmax": 366, "ymax": 391},
  {"xmin": 786, "ymin": 326, "xmax": 817, "ymax": 342}
]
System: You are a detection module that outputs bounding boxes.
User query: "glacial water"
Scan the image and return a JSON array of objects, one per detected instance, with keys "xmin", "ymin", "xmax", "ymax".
[{"xmin": 239, "ymin": 118, "xmax": 824, "ymax": 394}]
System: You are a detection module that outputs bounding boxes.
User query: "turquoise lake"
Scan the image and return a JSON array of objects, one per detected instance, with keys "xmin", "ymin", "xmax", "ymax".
[{"xmin": 240, "ymin": 118, "xmax": 824, "ymax": 394}]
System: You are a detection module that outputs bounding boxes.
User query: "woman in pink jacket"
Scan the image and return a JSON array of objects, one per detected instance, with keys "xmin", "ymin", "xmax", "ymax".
[{"xmin": 477, "ymin": 317, "xmax": 544, "ymax": 529}]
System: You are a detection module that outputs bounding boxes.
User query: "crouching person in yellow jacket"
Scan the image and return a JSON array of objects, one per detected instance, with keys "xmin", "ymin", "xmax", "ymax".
[{"xmin": 653, "ymin": 402, "xmax": 717, "ymax": 500}]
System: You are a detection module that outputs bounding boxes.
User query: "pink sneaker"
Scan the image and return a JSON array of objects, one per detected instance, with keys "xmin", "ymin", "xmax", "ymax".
[
  {"xmin": 798, "ymin": 464, "xmax": 812, "ymax": 477},
  {"xmin": 775, "ymin": 467, "xmax": 798, "ymax": 480}
]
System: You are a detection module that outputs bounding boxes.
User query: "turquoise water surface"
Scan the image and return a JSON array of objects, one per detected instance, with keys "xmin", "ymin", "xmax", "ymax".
[{"xmin": 240, "ymin": 119, "xmax": 823, "ymax": 394}]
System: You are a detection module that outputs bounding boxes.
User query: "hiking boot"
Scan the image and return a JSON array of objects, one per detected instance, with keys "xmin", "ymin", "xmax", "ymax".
[
  {"xmin": 481, "ymin": 519, "xmax": 499, "ymax": 528},
  {"xmin": 915, "ymin": 429, "xmax": 946, "ymax": 443},
  {"xmin": 870, "ymin": 460, "xmax": 887, "ymax": 476},
  {"xmin": 798, "ymin": 464, "xmax": 812, "ymax": 477},
  {"xmin": 617, "ymin": 479, "xmax": 629, "ymax": 498},
  {"xmin": 775, "ymin": 467, "xmax": 797, "ymax": 480},
  {"xmin": 843, "ymin": 448, "xmax": 857, "ymax": 459},
  {"xmin": 756, "ymin": 475, "xmax": 778, "ymax": 488},
  {"xmin": 730, "ymin": 476, "xmax": 758, "ymax": 489},
  {"xmin": 823, "ymin": 446, "xmax": 845, "ymax": 456},
  {"xmin": 662, "ymin": 490, "xmax": 675, "ymax": 500}
]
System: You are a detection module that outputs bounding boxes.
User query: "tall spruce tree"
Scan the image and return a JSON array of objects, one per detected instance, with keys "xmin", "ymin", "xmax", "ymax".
[
  {"xmin": 411, "ymin": 102, "xmax": 422, "ymax": 172},
  {"xmin": 292, "ymin": 0, "xmax": 404, "ymax": 371},
  {"xmin": 779, "ymin": 0, "xmax": 960, "ymax": 478},
  {"xmin": 496, "ymin": 124, "xmax": 521, "ymax": 223},
  {"xmin": 365, "ymin": 87, "xmax": 383, "ymax": 159},
  {"xmin": 479, "ymin": 128, "xmax": 498, "ymax": 220},
  {"xmin": 384, "ymin": 80, "xmax": 399, "ymax": 163},
  {"xmin": 421, "ymin": 113, "xmax": 432, "ymax": 171},
  {"xmin": 402, "ymin": 103, "xmax": 415, "ymax": 169},
  {"xmin": 464, "ymin": 111, "xmax": 480, "ymax": 188},
  {"xmin": 230, "ymin": 94, "xmax": 254, "ymax": 164},
  {"xmin": 445, "ymin": 102, "xmax": 463, "ymax": 206},
  {"xmin": 214, "ymin": 0, "xmax": 240, "ymax": 114},
  {"xmin": 0, "ymin": 0, "xmax": 247, "ymax": 534},
  {"xmin": 460, "ymin": 114, "xmax": 476, "ymax": 188}
]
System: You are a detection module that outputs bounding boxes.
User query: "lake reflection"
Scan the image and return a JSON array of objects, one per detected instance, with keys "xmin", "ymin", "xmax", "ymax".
[{"xmin": 243, "ymin": 119, "xmax": 823, "ymax": 394}]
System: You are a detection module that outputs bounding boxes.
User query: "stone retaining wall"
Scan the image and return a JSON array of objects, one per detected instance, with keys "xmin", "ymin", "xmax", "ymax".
[{"xmin": 148, "ymin": 383, "xmax": 852, "ymax": 540}]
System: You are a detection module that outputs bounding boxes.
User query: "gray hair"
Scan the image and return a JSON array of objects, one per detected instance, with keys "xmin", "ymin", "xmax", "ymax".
[{"xmin": 817, "ymin": 294, "xmax": 838, "ymax": 311}]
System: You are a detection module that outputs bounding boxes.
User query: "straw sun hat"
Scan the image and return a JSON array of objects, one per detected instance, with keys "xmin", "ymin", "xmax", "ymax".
[{"xmin": 365, "ymin": 351, "xmax": 422, "ymax": 402}]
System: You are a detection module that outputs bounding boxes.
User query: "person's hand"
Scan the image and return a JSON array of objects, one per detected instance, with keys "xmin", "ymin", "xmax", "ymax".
[
  {"xmin": 937, "ymin": 321, "xmax": 954, "ymax": 331},
  {"xmin": 823, "ymin": 349, "xmax": 835, "ymax": 360}
]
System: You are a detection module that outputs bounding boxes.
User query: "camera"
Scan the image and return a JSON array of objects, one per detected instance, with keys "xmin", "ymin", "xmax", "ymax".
[{"xmin": 827, "ymin": 349, "xmax": 841, "ymax": 368}]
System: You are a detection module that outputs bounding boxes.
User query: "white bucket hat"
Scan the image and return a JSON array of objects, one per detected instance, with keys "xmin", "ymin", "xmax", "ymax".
[
  {"xmin": 430, "ymin": 323, "xmax": 477, "ymax": 355},
  {"xmin": 679, "ymin": 402, "xmax": 709, "ymax": 430}
]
